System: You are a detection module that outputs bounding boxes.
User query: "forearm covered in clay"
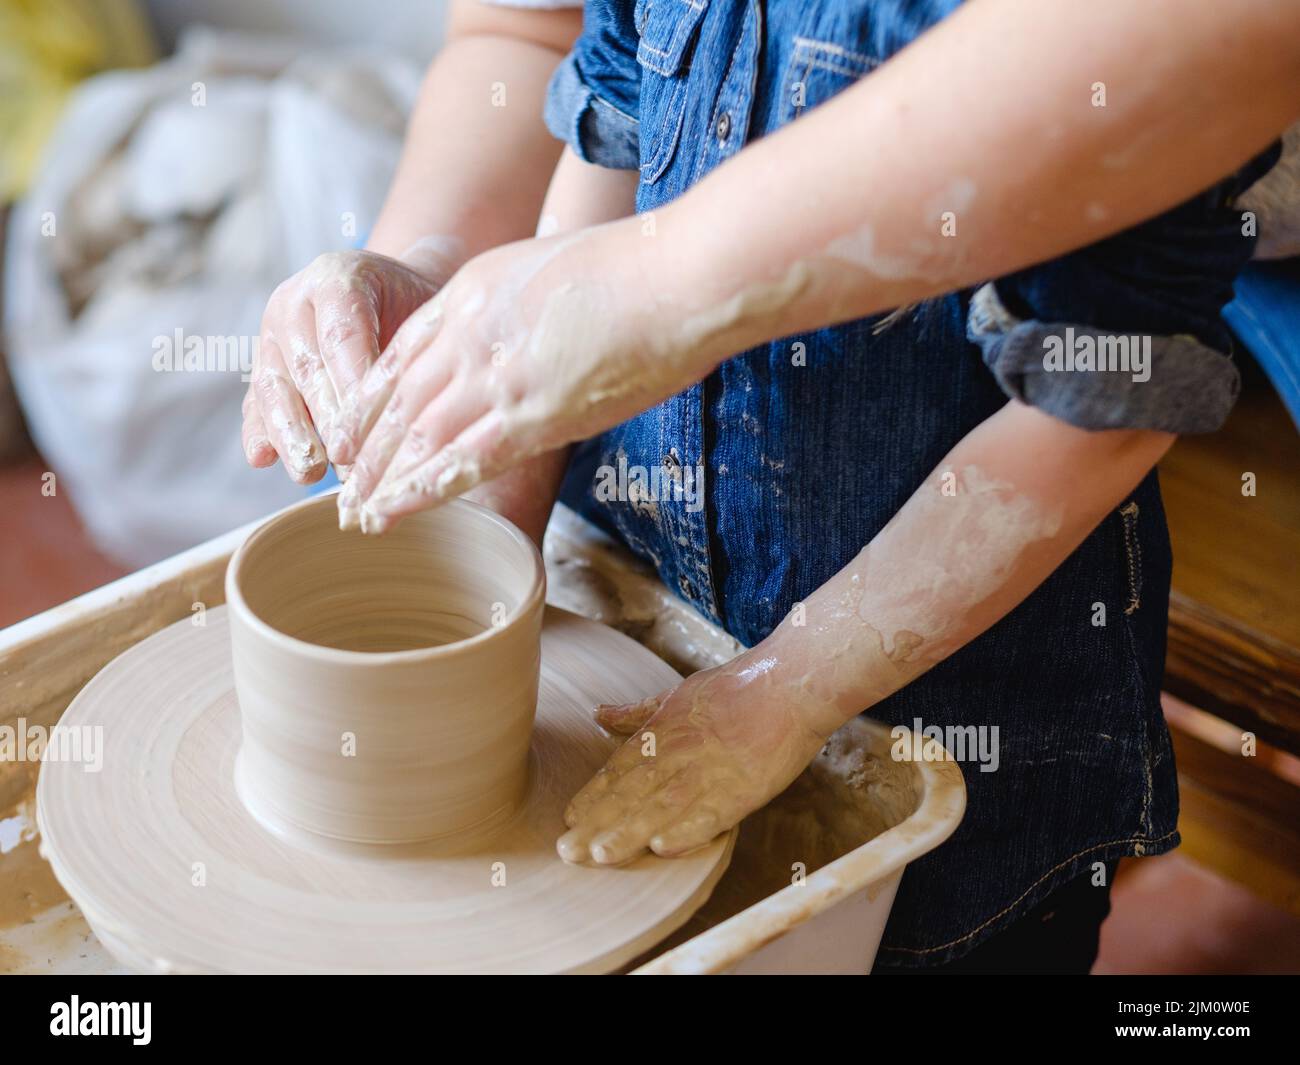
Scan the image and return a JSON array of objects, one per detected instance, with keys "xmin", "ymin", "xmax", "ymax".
[
  {"xmin": 329, "ymin": 0, "xmax": 1298, "ymax": 529},
  {"xmin": 643, "ymin": 0, "xmax": 1300, "ymax": 370},
  {"xmin": 556, "ymin": 403, "xmax": 1173, "ymax": 864},
  {"xmin": 758, "ymin": 402, "xmax": 1175, "ymax": 738}
]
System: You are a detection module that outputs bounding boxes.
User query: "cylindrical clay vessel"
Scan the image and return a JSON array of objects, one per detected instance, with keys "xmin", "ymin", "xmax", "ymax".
[{"xmin": 225, "ymin": 495, "xmax": 545, "ymax": 846}]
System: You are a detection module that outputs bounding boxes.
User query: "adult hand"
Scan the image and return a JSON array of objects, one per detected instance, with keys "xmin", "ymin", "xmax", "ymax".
[
  {"xmin": 242, "ymin": 243, "xmax": 461, "ymax": 482},
  {"xmin": 330, "ymin": 222, "xmax": 707, "ymax": 533}
]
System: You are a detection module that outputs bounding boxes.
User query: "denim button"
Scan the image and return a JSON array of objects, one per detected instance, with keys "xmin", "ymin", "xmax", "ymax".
[{"xmin": 715, "ymin": 111, "xmax": 731, "ymax": 142}]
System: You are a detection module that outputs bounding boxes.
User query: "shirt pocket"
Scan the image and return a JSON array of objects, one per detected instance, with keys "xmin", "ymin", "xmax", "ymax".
[
  {"xmin": 780, "ymin": 35, "xmax": 879, "ymax": 124},
  {"xmin": 635, "ymin": 0, "xmax": 709, "ymax": 184}
]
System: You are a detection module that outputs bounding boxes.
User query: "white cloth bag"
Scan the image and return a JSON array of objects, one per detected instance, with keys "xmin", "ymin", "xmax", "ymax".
[{"xmin": 5, "ymin": 28, "xmax": 420, "ymax": 565}]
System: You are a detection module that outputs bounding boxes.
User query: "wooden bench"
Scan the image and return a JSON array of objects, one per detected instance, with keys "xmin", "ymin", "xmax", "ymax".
[{"xmin": 1159, "ymin": 353, "xmax": 1300, "ymax": 915}]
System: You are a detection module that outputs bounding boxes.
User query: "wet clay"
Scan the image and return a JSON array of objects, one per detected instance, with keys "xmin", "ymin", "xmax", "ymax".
[
  {"xmin": 38, "ymin": 607, "xmax": 733, "ymax": 973},
  {"xmin": 9, "ymin": 502, "xmax": 960, "ymax": 973},
  {"xmin": 681, "ymin": 719, "xmax": 915, "ymax": 920},
  {"xmin": 226, "ymin": 496, "xmax": 546, "ymax": 845},
  {"xmin": 0, "ymin": 796, "xmax": 68, "ymax": 930},
  {"xmin": 627, "ymin": 717, "xmax": 918, "ymax": 965}
]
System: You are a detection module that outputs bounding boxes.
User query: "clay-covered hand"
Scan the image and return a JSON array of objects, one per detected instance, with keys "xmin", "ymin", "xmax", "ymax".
[
  {"xmin": 242, "ymin": 244, "xmax": 460, "ymax": 483},
  {"xmin": 556, "ymin": 651, "xmax": 839, "ymax": 865},
  {"xmin": 330, "ymin": 222, "xmax": 705, "ymax": 533}
]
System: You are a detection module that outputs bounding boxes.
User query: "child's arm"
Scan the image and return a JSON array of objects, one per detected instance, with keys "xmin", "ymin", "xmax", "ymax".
[
  {"xmin": 324, "ymin": 0, "xmax": 1299, "ymax": 859},
  {"xmin": 333, "ymin": 0, "xmax": 1300, "ymax": 512},
  {"xmin": 559, "ymin": 402, "xmax": 1173, "ymax": 862}
]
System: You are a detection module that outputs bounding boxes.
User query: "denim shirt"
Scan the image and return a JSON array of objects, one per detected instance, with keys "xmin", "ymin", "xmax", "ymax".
[{"xmin": 547, "ymin": 0, "xmax": 1277, "ymax": 966}]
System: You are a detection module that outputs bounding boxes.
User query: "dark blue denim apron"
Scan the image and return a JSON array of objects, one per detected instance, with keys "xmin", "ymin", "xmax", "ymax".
[{"xmin": 550, "ymin": 0, "xmax": 1277, "ymax": 966}]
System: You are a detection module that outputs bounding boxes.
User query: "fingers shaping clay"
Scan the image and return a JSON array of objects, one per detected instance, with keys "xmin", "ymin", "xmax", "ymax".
[{"xmin": 37, "ymin": 497, "xmax": 734, "ymax": 973}]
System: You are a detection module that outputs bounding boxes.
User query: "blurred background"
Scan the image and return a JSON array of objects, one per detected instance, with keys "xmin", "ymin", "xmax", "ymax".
[
  {"xmin": 0, "ymin": 0, "xmax": 443, "ymax": 578},
  {"xmin": 0, "ymin": 0, "xmax": 1297, "ymax": 975}
]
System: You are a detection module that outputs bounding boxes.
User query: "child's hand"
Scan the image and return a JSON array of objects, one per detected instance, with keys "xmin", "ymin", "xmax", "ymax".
[
  {"xmin": 242, "ymin": 248, "xmax": 454, "ymax": 482},
  {"xmin": 555, "ymin": 650, "xmax": 837, "ymax": 864},
  {"xmin": 330, "ymin": 223, "xmax": 701, "ymax": 533}
]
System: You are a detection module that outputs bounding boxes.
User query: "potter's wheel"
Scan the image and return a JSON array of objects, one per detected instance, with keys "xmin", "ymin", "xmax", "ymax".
[{"xmin": 37, "ymin": 606, "xmax": 735, "ymax": 973}]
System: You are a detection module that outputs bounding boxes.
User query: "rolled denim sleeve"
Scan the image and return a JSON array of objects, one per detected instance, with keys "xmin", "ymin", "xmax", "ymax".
[
  {"xmin": 966, "ymin": 160, "xmax": 1286, "ymax": 435},
  {"xmin": 967, "ymin": 282, "xmax": 1240, "ymax": 434},
  {"xmin": 544, "ymin": 1, "xmax": 641, "ymax": 169}
]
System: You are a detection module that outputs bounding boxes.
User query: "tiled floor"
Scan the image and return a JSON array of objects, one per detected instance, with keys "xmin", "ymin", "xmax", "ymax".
[{"xmin": 2, "ymin": 455, "xmax": 1298, "ymax": 973}]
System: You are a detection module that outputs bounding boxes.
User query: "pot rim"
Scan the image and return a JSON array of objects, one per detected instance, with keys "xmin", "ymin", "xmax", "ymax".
[{"xmin": 224, "ymin": 493, "xmax": 546, "ymax": 666}]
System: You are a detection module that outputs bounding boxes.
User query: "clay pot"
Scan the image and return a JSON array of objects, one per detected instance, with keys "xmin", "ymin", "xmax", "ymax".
[{"xmin": 225, "ymin": 495, "xmax": 545, "ymax": 846}]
